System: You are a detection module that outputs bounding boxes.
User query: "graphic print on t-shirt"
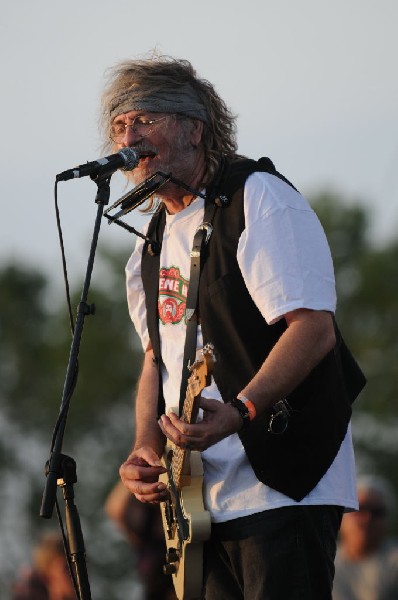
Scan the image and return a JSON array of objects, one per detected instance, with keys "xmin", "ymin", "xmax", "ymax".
[{"xmin": 158, "ymin": 266, "xmax": 189, "ymax": 325}]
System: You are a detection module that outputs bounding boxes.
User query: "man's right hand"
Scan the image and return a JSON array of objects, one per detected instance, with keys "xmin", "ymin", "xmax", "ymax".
[{"xmin": 119, "ymin": 446, "xmax": 168, "ymax": 504}]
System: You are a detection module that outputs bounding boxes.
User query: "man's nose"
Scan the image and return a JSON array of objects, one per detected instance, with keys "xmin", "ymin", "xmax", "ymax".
[{"xmin": 120, "ymin": 125, "xmax": 141, "ymax": 147}]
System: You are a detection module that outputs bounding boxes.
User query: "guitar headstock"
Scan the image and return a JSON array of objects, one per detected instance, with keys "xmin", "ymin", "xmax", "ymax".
[{"xmin": 188, "ymin": 343, "xmax": 215, "ymax": 397}]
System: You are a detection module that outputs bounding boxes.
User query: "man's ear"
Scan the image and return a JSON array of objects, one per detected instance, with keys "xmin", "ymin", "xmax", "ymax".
[{"xmin": 190, "ymin": 119, "xmax": 204, "ymax": 147}]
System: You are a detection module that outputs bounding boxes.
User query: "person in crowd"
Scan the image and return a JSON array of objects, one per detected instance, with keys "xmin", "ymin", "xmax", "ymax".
[
  {"xmin": 11, "ymin": 530, "xmax": 75, "ymax": 600},
  {"xmin": 333, "ymin": 475, "xmax": 398, "ymax": 600},
  {"xmin": 98, "ymin": 54, "xmax": 366, "ymax": 598},
  {"xmin": 105, "ymin": 481, "xmax": 176, "ymax": 600}
]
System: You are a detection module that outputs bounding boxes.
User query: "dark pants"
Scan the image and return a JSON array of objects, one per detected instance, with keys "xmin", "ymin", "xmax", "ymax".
[{"xmin": 203, "ymin": 505, "xmax": 343, "ymax": 600}]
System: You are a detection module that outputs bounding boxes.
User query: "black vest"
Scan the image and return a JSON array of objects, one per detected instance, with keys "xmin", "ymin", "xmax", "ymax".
[{"xmin": 141, "ymin": 157, "xmax": 366, "ymax": 501}]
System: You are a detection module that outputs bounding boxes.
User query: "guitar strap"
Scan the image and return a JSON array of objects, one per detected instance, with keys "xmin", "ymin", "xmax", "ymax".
[{"xmin": 178, "ymin": 201, "xmax": 218, "ymax": 416}]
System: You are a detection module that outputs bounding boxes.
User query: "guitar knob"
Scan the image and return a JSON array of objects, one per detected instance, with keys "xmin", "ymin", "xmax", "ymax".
[
  {"xmin": 164, "ymin": 547, "xmax": 179, "ymax": 574},
  {"xmin": 166, "ymin": 547, "xmax": 179, "ymax": 562},
  {"xmin": 163, "ymin": 563, "xmax": 178, "ymax": 575}
]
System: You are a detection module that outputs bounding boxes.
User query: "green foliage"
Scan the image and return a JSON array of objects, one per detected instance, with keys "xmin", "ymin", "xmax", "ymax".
[
  {"xmin": 0, "ymin": 251, "xmax": 143, "ymax": 598},
  {"xmin": 311, "ymin": 191, "xmax": 398, "ymax": 417},
  {"xmin": 311, "ymin": 191, "xmax": 398, "ymax": 526},
  {"xmin": 0, "ymin": 265, "xmax": 51, "ymax": 428},
  {"xmin": 0, "ymin": 249, "xmax": 142, "ymax": 434}
]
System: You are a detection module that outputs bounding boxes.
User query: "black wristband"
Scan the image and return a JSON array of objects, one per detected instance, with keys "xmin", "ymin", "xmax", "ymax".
[{"xmin": 229, "ymin": 397, "xmax": 251, "ymax": 427}]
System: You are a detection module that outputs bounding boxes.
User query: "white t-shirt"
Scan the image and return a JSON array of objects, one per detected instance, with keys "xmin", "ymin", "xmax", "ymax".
[{"xmin": 126, "ymin": 172, "xmax": 358, "ymax": 523}]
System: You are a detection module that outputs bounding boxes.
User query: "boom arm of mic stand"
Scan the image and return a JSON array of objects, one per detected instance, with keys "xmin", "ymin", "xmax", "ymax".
[{"xmin": 40, "ymin": 176, "xmax": 111, "ymax": 600}]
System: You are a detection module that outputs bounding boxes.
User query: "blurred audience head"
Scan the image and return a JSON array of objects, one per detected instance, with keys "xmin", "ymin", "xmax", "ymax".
[
  {"xmin": 33, "ymin": 531, "xmax": 74, "ymax": 598},
  {"xmin": 340, "ymin": 475, "xmax": 396, "ymax": 560},
  {"xmin": 12, "ymin": 530, "xmax": 75, "ymax": 600}
]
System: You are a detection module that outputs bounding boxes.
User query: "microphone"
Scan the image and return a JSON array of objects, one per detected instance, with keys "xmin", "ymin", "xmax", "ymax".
[{"xmin": 56, "ymin": 147, "xmax": 143, "ymax": 182}]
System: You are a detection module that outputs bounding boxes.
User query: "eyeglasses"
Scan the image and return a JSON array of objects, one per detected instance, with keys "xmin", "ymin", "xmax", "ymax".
[{"xmin": 109, "ymin": 115, "xmax": 169, "ymax": 143}]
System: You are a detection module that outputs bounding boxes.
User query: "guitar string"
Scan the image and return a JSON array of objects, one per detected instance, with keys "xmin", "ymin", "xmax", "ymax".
[
  {"xmin": 172, "ymin": 380, "xmax": 196, "ymax": 489},
  {"xmin": 170, "ymin": 346, "xmax": 213, "ymax": 488}
]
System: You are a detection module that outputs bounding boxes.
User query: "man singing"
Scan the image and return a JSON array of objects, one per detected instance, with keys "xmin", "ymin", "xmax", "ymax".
[{"xmin": 101, "ymin": 54, "xmax": 366, "ymax": 598}]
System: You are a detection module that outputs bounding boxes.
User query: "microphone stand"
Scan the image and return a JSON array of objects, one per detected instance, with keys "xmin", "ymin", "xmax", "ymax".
[{"xmin": 40, "ymin": 175, "xmax": 112, "ymax": 600}]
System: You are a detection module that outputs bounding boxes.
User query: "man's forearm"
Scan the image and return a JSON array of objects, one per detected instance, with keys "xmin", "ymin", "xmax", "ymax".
[
  {"xmin": 240, "ymin": 309, "xmax": 336, "ymax": 415},
  {"xmin": 133, "ymin": 347, "xmax": 165, "ymax": 456}
]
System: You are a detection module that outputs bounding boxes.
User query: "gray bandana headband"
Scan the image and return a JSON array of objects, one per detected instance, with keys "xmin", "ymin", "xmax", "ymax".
[{"xmin": 109, "ymin": 84, "xmax": 209, "ymax": 124}]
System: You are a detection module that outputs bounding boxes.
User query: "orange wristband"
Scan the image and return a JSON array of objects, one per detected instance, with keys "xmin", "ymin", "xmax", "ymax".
[{"xmin": 237, "ymin": 395, "xmax": 257, "ymax": 421}]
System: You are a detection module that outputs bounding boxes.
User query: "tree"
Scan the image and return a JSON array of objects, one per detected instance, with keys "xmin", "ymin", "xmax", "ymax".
[
  {"xmin": 311, "ymin": 191, "xmax": 398, "ymax": 520},
  {"xmin": 0, "ymin": 251, "xmax": 143, "ymax": 599}
]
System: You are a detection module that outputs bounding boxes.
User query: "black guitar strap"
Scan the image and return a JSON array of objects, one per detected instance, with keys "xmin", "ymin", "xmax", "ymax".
[{"xmin": 178, "ymin": 201, "xmax": 218, "ymax": 416}]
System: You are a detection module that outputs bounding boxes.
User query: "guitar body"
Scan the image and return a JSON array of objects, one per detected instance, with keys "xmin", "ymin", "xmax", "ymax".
[
  {"xmin": 159, "ymin": 344, "xmax": 215, "ymax": 599},
  {"xmin": 160, "ymin": 448, "xmax": 211, "ymax": 599}
]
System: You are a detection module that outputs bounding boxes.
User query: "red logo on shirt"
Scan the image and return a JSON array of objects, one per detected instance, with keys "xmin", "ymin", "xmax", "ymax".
[{"xmin": 158, "ymin": 267, "xmax": 188, "ymax": 325}]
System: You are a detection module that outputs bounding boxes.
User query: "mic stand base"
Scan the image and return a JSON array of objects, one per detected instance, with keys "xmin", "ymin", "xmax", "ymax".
[{"xmin": 56, "ymin": 454, "xmax": 92, "ymax": 600}]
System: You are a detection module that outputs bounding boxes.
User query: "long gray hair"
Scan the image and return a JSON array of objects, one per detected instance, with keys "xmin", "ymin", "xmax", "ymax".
[{"xmin": 99, "ymin": 54, "xmax": 238, "ymax": 186}]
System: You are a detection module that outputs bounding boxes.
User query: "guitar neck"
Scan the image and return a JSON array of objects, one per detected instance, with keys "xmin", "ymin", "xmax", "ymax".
[{"xmin": 171, "ymin": 381, "xmax": 198, "ymax": 490}]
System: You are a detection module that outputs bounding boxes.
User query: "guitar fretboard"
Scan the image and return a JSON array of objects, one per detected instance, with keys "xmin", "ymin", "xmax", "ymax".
[{"xmin": 171, "ymin": 378, "xmax": 198, "ymax": 490}]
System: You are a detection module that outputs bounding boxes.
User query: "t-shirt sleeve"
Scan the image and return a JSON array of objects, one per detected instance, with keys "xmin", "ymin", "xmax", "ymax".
[{"xmin": 237, "ymin": 172, "xmax": 336, "ymax": 325}]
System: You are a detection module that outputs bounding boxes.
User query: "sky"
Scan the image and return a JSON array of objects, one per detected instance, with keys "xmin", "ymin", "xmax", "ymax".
[{"xmin": 1, "ymin": 0, "xmax": 397, "ymax": 292}]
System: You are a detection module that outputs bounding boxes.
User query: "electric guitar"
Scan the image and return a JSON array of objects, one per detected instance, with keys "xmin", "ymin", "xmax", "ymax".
[{"xmin": 159, "ymin": 344, "xmax": 215, "ymax": 600}]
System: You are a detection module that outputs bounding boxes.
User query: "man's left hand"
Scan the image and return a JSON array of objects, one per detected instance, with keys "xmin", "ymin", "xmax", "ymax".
[{"xmin": 158, "ymin": 397, "xmax": 243, "ymax": 451}]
